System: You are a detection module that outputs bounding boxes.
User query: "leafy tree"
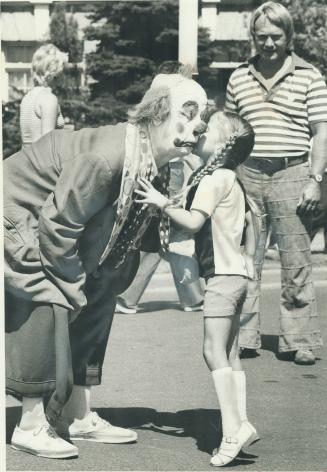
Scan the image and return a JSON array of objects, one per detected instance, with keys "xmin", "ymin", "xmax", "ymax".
[
  {"xmin": 84, "ymin": 0, "xmax": 216, "ymax": 125},
  {"xmin": 50, "ymin": 2, "xmax": 87, "ymax": 128},
  {"xmin": 84, "ymin": 1, "xmax": 177, "ymax": 125},
  {"xmin": 283, "ymin": 0, "xmax": 327, "ymax": 77},
  {"xmin": 2, "ymin": 88, "xmax": 24, "ymax": 158},
  {"xmin": 50, "ymin": 3, "xmax": 83, "ymax": 63}
]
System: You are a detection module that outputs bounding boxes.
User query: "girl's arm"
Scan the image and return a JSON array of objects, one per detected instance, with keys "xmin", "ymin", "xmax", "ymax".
[
  {"xmin": 135, "ymin": 178, "xmax": 207, "ymax": 233},
  {"xmin": 243, "ymin": 211, "xmax": 256, "ymax": 279}
]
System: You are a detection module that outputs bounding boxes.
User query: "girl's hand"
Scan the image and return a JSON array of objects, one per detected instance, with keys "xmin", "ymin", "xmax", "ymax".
[{"xmin": 135, "ymin": 177, "xmax": 170, "ymax": 210}]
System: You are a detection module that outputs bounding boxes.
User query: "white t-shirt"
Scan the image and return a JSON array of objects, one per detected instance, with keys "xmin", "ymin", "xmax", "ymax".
[{"xmin": 190, "ymin": 168, "xmax": 247, "ymax": 278}]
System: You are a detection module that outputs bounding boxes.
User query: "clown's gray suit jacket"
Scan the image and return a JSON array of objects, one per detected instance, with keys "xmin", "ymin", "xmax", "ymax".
[{"xmin": 4, "ymin": 123, "xmax": 131, "ymax": 312}]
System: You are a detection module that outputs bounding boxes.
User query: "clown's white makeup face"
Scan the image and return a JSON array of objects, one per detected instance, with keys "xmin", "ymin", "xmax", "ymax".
[{"xmin": 149, "ymin": 80, "xmax": 207, "ymax": 166}]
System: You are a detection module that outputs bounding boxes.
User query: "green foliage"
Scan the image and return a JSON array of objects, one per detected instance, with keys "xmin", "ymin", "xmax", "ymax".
[
  {"xmin": 50, "ymin": 2, "xmax": 85, "ymax": 128},
  {"xmin": 84, "ymin": 0, "xmax": 180, "ymax": 125},
  {"xmin": 284, "ymin": 0, "xmax": 327, "ymax": 77},
  {"xmin": 50, "ymin": 2, "xmax": 83, "ymax": 62},
  {"xmin": 2, "ymin": 89, "xmax": 24, "ymax": 158},
  {"xmin": 84, "ymin": 0, "xmax": 218, "ymax": 125}
]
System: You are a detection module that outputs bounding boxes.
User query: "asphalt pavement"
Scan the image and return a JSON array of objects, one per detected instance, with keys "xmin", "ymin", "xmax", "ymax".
[{"xmin": 5, "ymin": 247, "xmax": 327, "ymax": 471}]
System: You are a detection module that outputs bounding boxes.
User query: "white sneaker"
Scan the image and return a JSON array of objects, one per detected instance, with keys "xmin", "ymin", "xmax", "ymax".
[
  {"xmin": 68, "ymin": 411, "xmax": 138, "ymax": 443},
  {"xmin": 115, "ymin": 301, "xmax": 137, "ymax": 314},
  {"xmin": 11, "ymin": 423, "xmax": 78, "ymax": 459}
]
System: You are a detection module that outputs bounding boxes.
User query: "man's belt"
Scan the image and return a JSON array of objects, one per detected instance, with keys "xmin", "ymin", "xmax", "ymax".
[{"xmin": 247, "ymin": 153, "xmax": 308, "ymax": 173}]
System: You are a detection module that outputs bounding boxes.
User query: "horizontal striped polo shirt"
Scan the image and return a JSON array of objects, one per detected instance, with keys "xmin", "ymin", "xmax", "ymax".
[{"xmin": 225, "ymin": 53, "xmax": 327, "ymax": 159}]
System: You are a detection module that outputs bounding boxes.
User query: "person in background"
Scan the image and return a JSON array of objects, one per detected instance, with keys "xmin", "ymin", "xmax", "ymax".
[
  {"xmin": 135, "ymin": 110, "xmax": 260, "ymax": 467},
  {"xmin": 116, "ymin": 155, "xmax": 204, "ymax": 314},
  {"xmin": 225, "ymin": 1, "xmax": 327, "ymax": 365},
  {"xmin": 116, "ymin": 62, "xmax": 204, "ymax": 314},
  {"xmin": 20, "ymin": 43, "xmax": 67, "ymax": 146}
]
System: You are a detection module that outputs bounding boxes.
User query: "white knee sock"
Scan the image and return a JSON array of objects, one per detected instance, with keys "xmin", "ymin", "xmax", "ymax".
[
  {"xmin": 211, "ymin": 367, "xmax": 241, "ymax": 436},
  {"xmin": 232, "ymin": 370, "xmax": 247, "ymax": 421}
]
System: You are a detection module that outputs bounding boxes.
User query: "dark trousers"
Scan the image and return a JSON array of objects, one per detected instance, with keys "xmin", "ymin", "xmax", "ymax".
[{"xmin": 6, "ymin": 251, "xmax": 140, "ymax": 398}]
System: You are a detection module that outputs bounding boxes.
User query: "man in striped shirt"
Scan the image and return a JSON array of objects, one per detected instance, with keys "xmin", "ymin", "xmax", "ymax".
[{"xmin": 225, "ymin": 1, "xmax": 327, "ymax": 365}]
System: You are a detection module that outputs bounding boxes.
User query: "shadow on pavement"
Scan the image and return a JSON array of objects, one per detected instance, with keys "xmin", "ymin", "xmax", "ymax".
[
  {"xmin": 96, "ymin": 406, "xmax": 221, "ymax": 454},
  {"xmin": 7, "ymin": 405, "xmax": 221, "ymax": 455},
  {"xmin": 6, "ymin": 405, "xmax": 256, "ymax": 465},
  {"xmin": 261, "ymin": 333, "xmax": 279, "ymax": 354},
  {"xmin": 6, "ymin": 406, "xmax": 21, "ymax": 443},
  {"xmin": 138, "ymin": 300, "xmax": 182, "ymax": 313},
  {"xmin": 260, "ymin": 334, "xmax": 295, "ymax": 362}
]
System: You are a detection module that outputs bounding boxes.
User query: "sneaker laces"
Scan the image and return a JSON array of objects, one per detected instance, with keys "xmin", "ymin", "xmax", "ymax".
[
  {"xmin": 90, "ymin": 411, "xmax": 112, "ymax": 427},
  {"xmin": 33, "ymin": 423, "xmax": 59, "ymax": 438}
]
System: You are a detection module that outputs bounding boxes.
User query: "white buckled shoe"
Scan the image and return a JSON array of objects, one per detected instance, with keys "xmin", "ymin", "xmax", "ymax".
[
  {"xmin": 210, "ymin": 421, "xmax": 253, "ymax": 467},
  {"xmin": 243, "ymin": 420, "xmax": 260, "ymax": 447}
]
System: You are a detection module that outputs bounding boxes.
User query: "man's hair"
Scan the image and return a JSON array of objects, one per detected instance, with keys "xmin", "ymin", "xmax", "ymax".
[
  {"xmin": 32, "ymin": 43, "xmax": 67, "ymax": 86},
  {"xmin": 127, "ymin": 66, "xmax": 194, "ymax": 126},
  {"xmin": 250, "ymin": 1, "xmax": 294, "ymax": 51}
]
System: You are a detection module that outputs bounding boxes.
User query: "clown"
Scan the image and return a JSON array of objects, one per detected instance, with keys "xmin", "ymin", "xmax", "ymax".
[{"xmin": 4, "ymin": 70, "xmax": 207, "ymax": 459}]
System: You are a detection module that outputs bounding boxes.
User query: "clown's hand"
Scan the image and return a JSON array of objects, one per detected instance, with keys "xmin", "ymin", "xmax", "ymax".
[{"xmin": 135, "ymin": 177, "xmax": 170, "ymax": 210}]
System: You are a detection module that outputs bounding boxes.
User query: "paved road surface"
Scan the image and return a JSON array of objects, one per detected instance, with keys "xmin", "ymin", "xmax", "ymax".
[{"xmin": 5, "ymin": 261, "xmax": 327, "ymax": 471}]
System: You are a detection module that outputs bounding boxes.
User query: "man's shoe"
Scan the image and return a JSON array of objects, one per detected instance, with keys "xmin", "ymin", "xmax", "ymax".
[
  {"xmin": 115, "ymin": 300, "xmax": 137, "ymax": 314},
  {"xmin": 183, "ymin": 301, "xmax": 203, "ymax": 312},
  {"xmin": 239, "ymin": 348, "xmax": 259, "ymax": 359},
  {"xmin": 210, "ymin": 421, "xmax": 253, "ymax": 467},
  {"xmin": 294, "ymin": 349, "xmax": 316, "ymax": 365},
  {"xmin": 11, "ymin": 423, "xmax": 78, "ymax": 459},
  {"xmin": 68, "ymin": 411, "xmax": 137, "ymax": 443}
]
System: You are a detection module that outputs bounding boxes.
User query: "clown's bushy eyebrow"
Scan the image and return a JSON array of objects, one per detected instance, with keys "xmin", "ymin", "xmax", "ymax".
[{"xmin": 182, "ymin": 101, "xmax": 199, "ymax": 119}]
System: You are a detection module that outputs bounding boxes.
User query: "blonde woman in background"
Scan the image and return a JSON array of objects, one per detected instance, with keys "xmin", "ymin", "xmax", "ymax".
[{"xmin": 20, "ymin": 43, "xmax": 67, "ymax": 146}]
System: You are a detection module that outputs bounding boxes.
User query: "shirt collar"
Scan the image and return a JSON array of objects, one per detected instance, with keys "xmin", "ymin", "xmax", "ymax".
[{"xmin": 247, "ymin": 52, "xmax": 313, "ymax": 77}]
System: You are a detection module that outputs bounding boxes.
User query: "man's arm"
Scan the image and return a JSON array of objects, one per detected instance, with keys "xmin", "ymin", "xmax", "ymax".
[
  {"xmin": 297, "ymin": 121, "xmax": 327, "ymax": 215},
  {"xmin": 39, "ymin": 152, "xmax": 112, "ymax": 311}
]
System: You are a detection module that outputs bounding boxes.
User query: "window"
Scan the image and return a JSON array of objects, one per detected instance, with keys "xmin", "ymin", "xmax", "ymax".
[{"xmin": 8, "ymin": 69, "xmax": 33, "ymax": 99}]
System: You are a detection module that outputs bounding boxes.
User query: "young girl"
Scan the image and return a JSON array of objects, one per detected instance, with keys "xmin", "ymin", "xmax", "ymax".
[{"xmin": 135, "ymin": 110, "xmax": 260, "ymax": 467}]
